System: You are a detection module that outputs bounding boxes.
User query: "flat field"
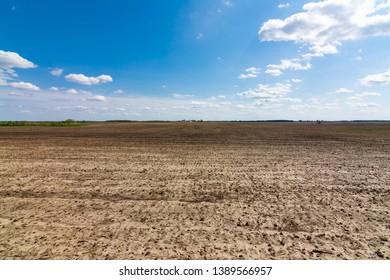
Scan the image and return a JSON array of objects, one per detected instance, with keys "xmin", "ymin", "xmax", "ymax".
[{"xmin": 0, "ymin": 122, "xmax": 389, "ymax": 260}]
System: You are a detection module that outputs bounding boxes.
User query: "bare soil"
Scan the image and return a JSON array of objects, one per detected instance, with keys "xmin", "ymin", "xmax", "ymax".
[{"xmin": 0, "ymin": 122, "xmax": 389, "ymax": 259}]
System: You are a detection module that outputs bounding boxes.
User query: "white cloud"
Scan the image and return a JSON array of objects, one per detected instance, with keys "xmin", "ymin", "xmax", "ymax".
[
  {"xmin": 238, "ymin": 73, "xmax": 257, "ymax": 79},
  {"xmin": 302, "ymin": 42, "xmax": 340, "ymax": 59},
  {"xmin": 65, "ymin": 73, "xmax": 113, "ymax": 85},
  {"xmin": 190, "ymin": 101, "xmax": 218, "ymax": 108},
  {"xmin": 50, "ymin": 86, "xmax": 59, "ymax": 91},
  {"xmin": 114, "ymin": 89, "xmax": 124, "ymax": 94},
  {"xmin": 50, "ymin": 68, "xmax": 63, "ymax": 76},
  {"xmin": 260, "ymin": 0, "xmax": 390, "ymax": 53},
  {"xmin": 66, "ymin": 89, "xmax": 78, "ymax": 94},
  {"xmin": 172, "ymin": 93, "xmax": 194, "ymax": 99},
  {"xmin": 114, "ymin": 108, "xmax": 126, "ymax": 111},
  {"xmin": 88, "ymin": 95, "xmax": 107, "ymax": 101},
  {"xmin": 238, "ymin": 67, "xmax": 260, "ymax": 79},
  {"xmin": 278, "ymin": 3, "xmax": 290, "ymax": 8},
  {"xmin": 336, "ymin": 87, "xmax": 353, "ymax": 94},
  {"xmin": 291, "ymin": 78, "xmax": 302, "ymax": 83},
  {"xmin": 357, "ymin": 91, "xmax": 381, "ymax": 97},
  {"xmin": 0, "ymin": 50, "xmax": 36, "ymax": 69},
  {"xmin": 237, "ymin": 83, "xmax": 292, "ymax": 98},
  {"xmin": 264, "ymin": 69, "xmax": 283, "ymax": 77},
  {"xmin": 245, "ymin": 67, "xmax": 260, "ymax": 73},
  {"xmin": 347, "ymin": 100, "xmax": 381, "ymax": 109},
  {"xmin": 0, "ymin": 51, "xmax": 36, "ymax": 87},
  {"xmin": 0, "ymin": 68, "xmax": 14, "ymax": 85},
  {"xmin": 360, "ymin": 70, "xmax": 390, "ymax": 86},
  {"xmin": 266, "ymin": 58, "xmax": 311, "ymax": 76},
  {"xmin": 97, "ymin": 74, "xmax": 113, "ymax": 83},
  {"xmin": 9, "ymin": 81, "xmax": 40, "ymax": 91}
]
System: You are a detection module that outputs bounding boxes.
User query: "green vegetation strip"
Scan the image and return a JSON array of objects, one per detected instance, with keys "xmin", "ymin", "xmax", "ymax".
[{"xmin": 0, "ymin": 119, "xmax": 88, "ymax": 127}]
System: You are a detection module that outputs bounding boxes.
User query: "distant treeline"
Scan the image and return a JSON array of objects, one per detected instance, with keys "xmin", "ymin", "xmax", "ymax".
[
  {"xmin": 0, "ymin": 119, "xmax": 86, "ymax": 127},
  {"xmin": 1, "ymin": 120, "xmax": 389, "ymax": 126}
]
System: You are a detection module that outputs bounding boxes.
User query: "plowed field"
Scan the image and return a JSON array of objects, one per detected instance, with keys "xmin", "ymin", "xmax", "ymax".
[{"xmin": 0, "ymin": 122, "xmax": 389, "ymax": 259}]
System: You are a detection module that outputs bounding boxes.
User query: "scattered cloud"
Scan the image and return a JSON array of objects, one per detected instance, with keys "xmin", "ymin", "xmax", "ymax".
[
  {"xmin": 66, "ymin": 89, "xmax": 78, "ymax": 94},
  {"xmin": 0, "ymin": 68, "xmax": 15, "ymax": 85},
  {"xmin": 238, "ymin": 67, "xmax": 260, "ymax": 79},
  {"xmin": 266, "ymin": 58, "xmax": 311, "ymax": 76},
  {"xmin": 260, "ymin": 0, "xmax": 390, "ymax": 55},
  {"xmin": 50, "ymin": 86, "xmax": 59, "ymax": 91},
  {"xmin": 291, "ymin": 79, "xmax": 302, "ymax": 83},
  {"xmin": 9, "ymin": 81, "xmax": 40, "ymax": 91},
  {"xmin": 357, "ymin": 91, "xmax": 381, "ymax": 97},
  {"xmin": 190, "ymin": 101, "xmax": 219, "ymax": 108},
  {"xmin": 237, "ymin": 83, "xmax": 292, "ymax": 98},
  {"xmin": 50, "ymin": 68, "xmax": 63, "ymax": 76},
  {"xmin": 278, "ymin": 3, "xmax": 290, "ymax": 8},
  {"xmin": 172, "ymin": 93, "xmax": 194, "ymax": 99},
  {"xmin": 114, "ymin": 89, "xmax": 124, "ymax": 94},
  {"xmin": 97, "ymin": 74, "xmax": 113, "ymax": 83},
  {"xmin": 302, "ymin": 42, "xmax": 340, "ymax": 59},
  {"xmin": 0, "ymin": 50, "xmax": 36, "ymax": 69},
  {"xmin": 65, "ymin": 73, "xmax": 113, "ymax": 85},
  {"xmin": 88, "ymin": 95, "xmax": 107, "ymax": 102},
  {"xmin": 336, "ymin": 87, "xmax": 353, "ymax": 94},
  {"xmin": 0, "ymin": 50, "xmax": 36, "ymax": 87},
  {"xmin": 360, "ymin": 70, "xmax": 390, "ymax": 87}
]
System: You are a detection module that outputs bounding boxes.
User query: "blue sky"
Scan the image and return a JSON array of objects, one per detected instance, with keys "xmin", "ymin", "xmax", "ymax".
[{"xmin": 1, "ymin": 0, "xmax": 390, "ymax": 121}]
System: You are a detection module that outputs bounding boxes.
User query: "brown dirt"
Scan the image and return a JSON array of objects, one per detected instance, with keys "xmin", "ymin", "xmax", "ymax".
[{"xmin": 0, "ymin": 122, "xmax": 389, "ymax": 260}]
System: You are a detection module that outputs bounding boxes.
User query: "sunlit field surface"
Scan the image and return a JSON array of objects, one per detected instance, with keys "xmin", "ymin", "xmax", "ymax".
[{"xmin": 0, "ymin": 122, "xmax": 389, "ymax": 259}]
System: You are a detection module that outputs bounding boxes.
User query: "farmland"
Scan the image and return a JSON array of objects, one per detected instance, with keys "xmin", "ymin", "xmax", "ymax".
[{"xmin": 0, "ymin": 122, "xmax": 389, "ymax": 259}]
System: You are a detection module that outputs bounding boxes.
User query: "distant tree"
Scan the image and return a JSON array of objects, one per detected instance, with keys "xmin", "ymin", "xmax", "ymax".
[{"xmin": 64, "ymin": 119, "xmax": 75, "ymax": 124}]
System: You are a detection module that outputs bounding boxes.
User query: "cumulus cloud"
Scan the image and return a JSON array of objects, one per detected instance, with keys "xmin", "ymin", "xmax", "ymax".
[
  {"xmin": 9, "ymin": 81, "xmax": 40, "ymax": 91},
  {"xmin": 50, "ymin": 68, "xmax": 63, "ymax": 76},
  {"xmin": 50, "ymin": 86, "xmax": 59, "ymax": 91},
  {"xmin": 97, "ymin": 74, "xmax": 113, "ymax": 83},
  {"xmin": 259, "ymin": 0, "xmax": 390, "ymax": 54},
  {"xmin": 0, "ymin": 69, "xmax": 14, "ymax": 85},
  {"xmin": 88, "ymin": 95, "xmax": 107, "ymax": 101},
  {"xmin": 265, "ymin": 59, "xmax": 311, "ymax": 76},
  {"xmin": 172, "ymin": 93, "xmax": 194, "ymax": 99},
  {"xmin": 0, "ymin": 50, "xmax": 36, "ymax": 69},
  {"xmin": 238, "ymin": 67, "xmax": 261, "ymax": 79},
  {"xmin": 360, "ymin": 70, "xmax": 390, "ymax": 86},
  {"xmin": 291, "ymin": 78, "xmax": 302, "ymax": 83},
  {"xmin": 278, "ymin": 3, "xmax": 290, "ymax": 8},
  {"xmin": 336, "ymin": 87, "xmax": 353, "ymax": 94},
  {"xmin": 0, "ymin": 50, "xmax": 36, "ymax": 87},
  {"xmin": 114, "ymin": 89, "xmax": 124, "ymax": 94},
  {"xmin": 65, "ymin": 73, "xmax": 113, "ymax": 85},
  {"xmin": 237, "ymin": 83, "xmax": 292, "ymax": 98},
  {"xmin": 66, "ymin": 89, "xmax": 78, "ymax": 94},
  {"xmin": 357, "ymin": 91, "xmax": 381, "ymax": 97}
]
